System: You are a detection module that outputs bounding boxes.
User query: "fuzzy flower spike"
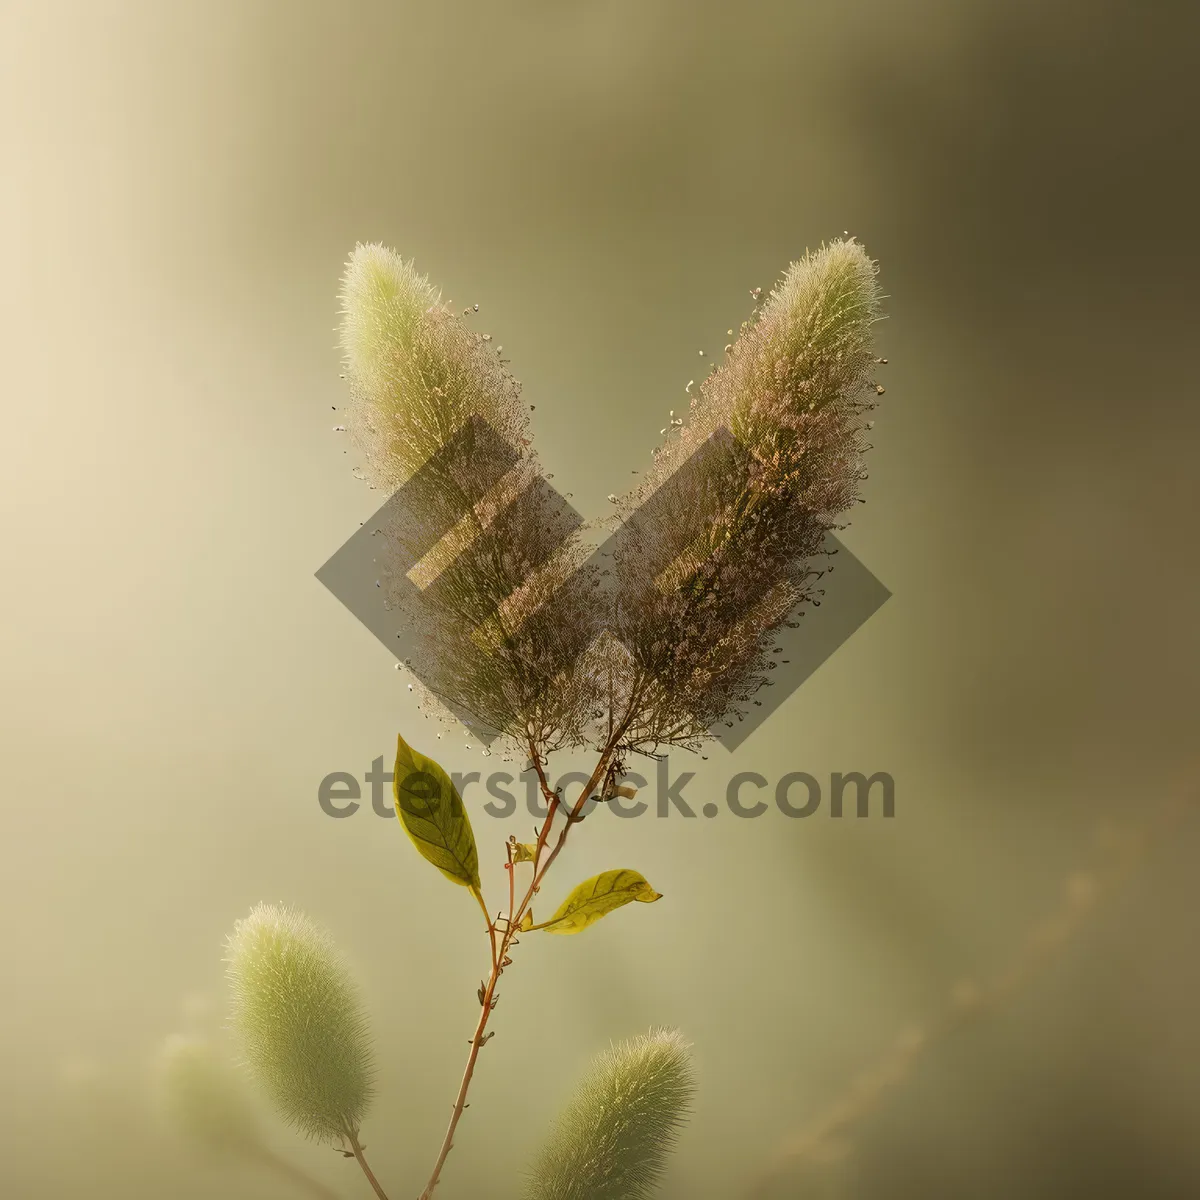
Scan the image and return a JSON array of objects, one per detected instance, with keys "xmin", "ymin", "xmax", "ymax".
[{"xmin": 607, "ymin": 238, "xmax": 885, "ymax": 750}]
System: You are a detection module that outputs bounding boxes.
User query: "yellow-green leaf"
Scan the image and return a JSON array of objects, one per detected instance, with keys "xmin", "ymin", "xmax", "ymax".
[
  {"xmin": 392, "ymin": 734, "xmax": 480, "ymax": 890},
  {"xmin": 517, "ymin": 909, "xmax": 534, "ymax": 932},
  {"xmin": 532, "ymin": 870, "xmax": 662, "ymax": 935},
  {"xmin": 511, "ymin": 841, "xmax": 538, "ymax": 864}
]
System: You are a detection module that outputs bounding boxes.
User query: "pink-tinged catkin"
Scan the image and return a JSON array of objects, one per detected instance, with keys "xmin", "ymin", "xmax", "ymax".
[{"xmin": 608, "ymin": 239, "xmax": 885, "ymax": 751}]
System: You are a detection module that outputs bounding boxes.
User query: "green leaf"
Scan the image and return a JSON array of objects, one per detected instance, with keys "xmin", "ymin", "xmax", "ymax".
[
  {"xmin": 533, "ymin": 870, "xmax": 662, "ymax": 935},
  {"xmin": 511, "ymin": 841, "xmax": 538, "ymax": 864},
  {"xmin": 517, "ymin": 909, "xmax": 534, "ymax": 932},
  {"xmin": 392, "ymin": 733, "xmax": 481, "ymax": 890}
]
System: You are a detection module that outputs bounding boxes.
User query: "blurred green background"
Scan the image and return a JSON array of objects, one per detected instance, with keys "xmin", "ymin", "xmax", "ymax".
[{"xmin": 2, "ymin": 1, "xmax": 1198, "ymax": 1197}]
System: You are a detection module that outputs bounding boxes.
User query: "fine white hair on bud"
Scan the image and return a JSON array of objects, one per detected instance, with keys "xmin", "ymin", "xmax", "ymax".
[
  {"xmin": 524, "ymin": 1028, "xmax": 696, "ymax": 1200},
  {"xmin": 331, "ymin": 237, "xmax": 886, "ymax": 763},
  {"xmin": 224, "ymin": 904, "xmax": 375, "ymax": 1144},
  {"xmin": 156, "ymin": 1034, "xmax": 264, "ymax": 1159},
  {"xmin": 335, "ymin": 242, "xmax": 603, "ymax": 756},
  {"xmin": 337, "ymin": 242, "xmax": 529, "ymax": 491},
  {"xmin": 607, "ymin": 238, "xmax": 886, "ymax": 750},
  {"xmin": 338, "ymin": 243, "xmax": 437, "ymax": 408}
]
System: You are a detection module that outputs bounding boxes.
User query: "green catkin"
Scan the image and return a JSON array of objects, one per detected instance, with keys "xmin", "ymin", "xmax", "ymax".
[
  {"xmin": 224, "ymin": 904, "xmax": 375, "ymax": 1144},
  {"xmin": 157, "ymin": 1034, "xmax": 264, "ymax": 1158},
  {"xmin": 337, "ymin": 241, "xmax": 529, "ymax": 489},
  {"xmin": 337, "ymin": 242, "xmax": 439, "ymax": 408},
  {"xmin": 525, "ymin": 1029, "xmax": 697, "ymax": 1200},
  {"xmin": 335, "ymin": 243, "xmax": 596, "ymax": 752}
]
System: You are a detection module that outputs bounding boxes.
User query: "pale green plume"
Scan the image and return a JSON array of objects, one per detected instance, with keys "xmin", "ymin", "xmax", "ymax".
[
  {"xmin": 524, "ymin": 1028, "xmax": 696, "ymax": 1200},
  {"xmin": 337, "ymin": 241, "xmax": 529, "ymax": 488},
  {"xmin": 157, "ymin": 1034, "xmax": 264, "ymax": 1158},
  {"xmin": 726, "ymin": 236, "xmax": 882, "ymax": 451},
  {"xmin": 224, "ymin": 903, "xmax": 374, "ymax": 1144},
  {"xmin": 335, "ymin": 243, "xmax": 597, "ymax": 751},
  {"xmin": 338, "ymin": 242, "xmax": 438, "ymax": 404}
]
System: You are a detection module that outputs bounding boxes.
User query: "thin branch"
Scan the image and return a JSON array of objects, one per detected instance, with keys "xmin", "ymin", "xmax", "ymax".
[
  {"xmin": 416, "ymin": 737, "xmax": 623, "ymax": 1200},
  {"xmin": 347, "ymin": 1130, "xmax": 390, "ymax": 1200},
  {"xmin": 505, "ymin": 839, "xmax": 517, "ymax": 924},
  {"xmin": 744, "ymin": 771, "xmax": 1200, "ymax": 1198}
]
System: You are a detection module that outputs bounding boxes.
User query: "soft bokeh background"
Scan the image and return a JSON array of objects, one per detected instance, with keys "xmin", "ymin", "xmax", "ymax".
[{"xmin": 2, "ymin": 1, "xmax": 1198, "ymax": 1197}]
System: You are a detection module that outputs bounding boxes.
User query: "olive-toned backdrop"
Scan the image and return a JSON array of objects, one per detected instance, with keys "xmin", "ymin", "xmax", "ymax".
[{"xmin": 2, "ymin": 2, "xmax": 1198, "ymax": 1197}]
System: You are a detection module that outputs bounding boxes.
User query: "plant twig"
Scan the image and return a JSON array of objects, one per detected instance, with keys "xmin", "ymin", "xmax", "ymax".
[
  {"xmin": 745, "ymin": 768, "xmax": 1200, "ymax": 1198},
  {"xmin": 416, "ymin": 738, "xmax": 620, "ymax": 1199},
  {"xmin": 347, "ymin": 1129, "xmax": 389, "ymax": 1200}
]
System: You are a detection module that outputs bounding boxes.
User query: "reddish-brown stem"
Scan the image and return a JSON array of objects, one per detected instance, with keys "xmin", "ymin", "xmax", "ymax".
[
  {"xmin": 416, "ymin": 741, "xmax": 618, "ymax": 1199},
  {"xmin": 505, "ymin": 841, "xmax": 517, "ymax": 923}
]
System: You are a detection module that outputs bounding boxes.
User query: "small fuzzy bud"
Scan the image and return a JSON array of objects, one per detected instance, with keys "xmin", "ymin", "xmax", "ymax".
[
  {"xmin": 224, "ymin": 904, "xmax": 375, "ymax": 1144},
  {"xmin": 157, "ymin": 1035, "xmax": 264, "ymax": 1159},
  {"xmin": 524, "ymin": 1028, "xmax": 696, "ymax": 1200}
]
